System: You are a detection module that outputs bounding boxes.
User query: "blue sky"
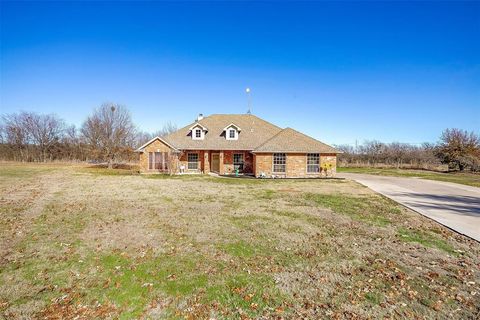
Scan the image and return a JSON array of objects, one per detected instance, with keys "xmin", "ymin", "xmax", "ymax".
[{"xmin": 1, "ymin": 1, "xmax": 479, "ymax": 145}]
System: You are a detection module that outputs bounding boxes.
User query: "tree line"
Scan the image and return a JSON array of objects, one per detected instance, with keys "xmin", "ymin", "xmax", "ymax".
[
  {"xmin": 0, "ymin": 103, "xmax": 177, "ymax": 168},
  {"xmin": 335, "ymin": 129, "xmax": 480, "ymax": 172},
  {"xmin": 2, "ymin": 104, "xmax": 478, "ymax": 173}
]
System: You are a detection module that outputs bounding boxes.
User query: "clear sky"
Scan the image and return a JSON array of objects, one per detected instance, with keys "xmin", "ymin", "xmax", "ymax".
[{"xmin": 1, "ymin": 1, "xmax": 479, "ymax": 146}]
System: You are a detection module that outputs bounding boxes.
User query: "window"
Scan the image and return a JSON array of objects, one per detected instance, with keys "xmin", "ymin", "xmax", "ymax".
[
  {"xmin": 307, "ymin": 153, "xmax": 320, "ymax": 173},
  {"xmin": 273, "ymin": 153, "xmax": 286, "ymax": 173},
  {"xmin": 233, "ymin": 153, "xmax": 244, "ymax": 171},
  {"xmin": 155, "ymin": 152, "xmax": 163, "ymax": 170},
  {"xmin": 195, "ymin": 129, "xmax": 201, "ymax": 138},
  {"xmin": 148, "ymin": 152, "xmax": 154, "ymax": 170},
  {"xmin": 229, "ymin": 129, "xmax": 235, "ymax": 139},
  {"xmin": 188, "ymin": 153, "xmax": 199, "ymax": 170},
  {"xmin": 154, "ymin": 152, "xmax": 169, "ymax": 170},
  {"xmin": 149, "ymin": 152, "xmax": 169, "ymax": 170}
]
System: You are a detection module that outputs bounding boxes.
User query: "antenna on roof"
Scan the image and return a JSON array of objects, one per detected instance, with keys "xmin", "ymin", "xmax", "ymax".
[{"xmin": 246, "ymin": 87, "xmax": 252, "ymax": 114}]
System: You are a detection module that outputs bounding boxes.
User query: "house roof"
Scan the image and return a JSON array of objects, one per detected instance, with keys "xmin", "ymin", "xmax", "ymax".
[
  {"xmin": 162, "ymin": 114, "xmax": 282, "ymax": 150},
  {"xmin": 135, "ymin": 136, "xmax": 177, "ymax": 153},
  {"xmin": 138, "ymin": 114, "xmax": 340, "ymax": 153},
  {"xmin": 252, "ymin": 127, "xmax": 339, "ymax": 153}
]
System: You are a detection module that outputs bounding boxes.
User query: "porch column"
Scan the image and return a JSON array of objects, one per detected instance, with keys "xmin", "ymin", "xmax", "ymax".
[
  {"xmin": 204, "ymin": 151, "xmax": 210, "ymax": 174},
  {"xmin": 219, "ymin": 151, "xmax": 224, "ymax": 175}
]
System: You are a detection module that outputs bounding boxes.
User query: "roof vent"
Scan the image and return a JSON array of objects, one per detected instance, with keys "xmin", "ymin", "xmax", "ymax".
[{"xmin": 196, "ymin": 113, "xmax": 204, "ymax": 121}]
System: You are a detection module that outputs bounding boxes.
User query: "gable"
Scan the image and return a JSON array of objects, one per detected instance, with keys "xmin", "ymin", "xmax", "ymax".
[{"xmin": 135, "ymin": 136, "xmax": 176, "ymax": 153}]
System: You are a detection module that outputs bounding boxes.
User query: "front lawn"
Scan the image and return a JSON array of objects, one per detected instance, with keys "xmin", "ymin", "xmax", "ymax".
[{"xmin": 1, "ymin": 163, "xmax": 479, "ymax": 319}]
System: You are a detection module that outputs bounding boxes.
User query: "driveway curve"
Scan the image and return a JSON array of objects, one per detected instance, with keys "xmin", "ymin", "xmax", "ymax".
[{"xmin": 338, "ymin": 173, "xmax": 480, "ymax": 242}]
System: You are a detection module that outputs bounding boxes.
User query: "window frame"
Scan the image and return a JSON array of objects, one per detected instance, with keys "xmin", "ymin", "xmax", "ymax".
[
  {"xmin": 273, "ymin": 153, "xmax": 286, "ymax": 173},
  {"xmin": 233, "ymin": 153, "xmax": 244, "ymax": 172},
  {"xmin": 195, "ymin": 129, "xmax": 201, "ymax": 138},
  {"xmin": 187, "ymin": 153, "xmax": 199, "ymax": 170},
  {"xmin": 229, "ymin": 129, "xmax": 236, "ymax": 139},
  {"xmin": 306, "ymin": 153, "xmax": 320, "ymax": 173}
]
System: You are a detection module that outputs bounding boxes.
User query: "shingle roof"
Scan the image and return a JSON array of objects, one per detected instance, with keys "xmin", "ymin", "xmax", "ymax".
[
  {"xmin": 146, "ymin": 114, "xmax": 340, "ymax": 153},
  {"xmin": 162, "ymin": 114, "xmax": 282, "ymax": 150},
  {"xmin": 252, "ymin": 127, "xmax": 339, "ymax": 153}
]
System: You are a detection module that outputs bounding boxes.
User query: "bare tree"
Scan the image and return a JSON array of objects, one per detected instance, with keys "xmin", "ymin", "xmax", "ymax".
[
  {"xmin": 135, "ymin": 122, "xmax": 178, "ymax": 149},
  {"xmin": 436, "ymin": 128, "xmax": 480, "ymax": 171},
  {"xmin": 154, "ymin": 121, "xmax": 178, "ymax": 137},
  {"xmin": 1, "ymin": 112, "xmax": 31, "ymax": 161},
  {"xmin": 23, "ymin": 112, "xmax": 66, "ymax": 162},
  {"xmin": 81, "ymin": 103, "xmax": 137, "ymax": 168}
]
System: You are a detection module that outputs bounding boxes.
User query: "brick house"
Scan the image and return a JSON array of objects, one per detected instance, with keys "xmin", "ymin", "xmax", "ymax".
[{"xmin": 136, "ymin": 114, "xmax": 340, "ymax": 178}]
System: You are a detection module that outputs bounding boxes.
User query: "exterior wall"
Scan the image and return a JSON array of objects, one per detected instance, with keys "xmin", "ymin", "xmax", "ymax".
[
  {"xmin": 179, "ymin": 150, "xmax": 205, "ymax": 173},
  {"xmin": 254, "ymin": 153, "xmax": 273, "ymax": 177},
  {"xmin": 139, "ymin": 139, "xmax": 175, "ymax": 173},
  {"xmin": 139, "ymin": 142, "xmax": 337, "ymax": 177},
  {"xmin": 221, "ymin": 150, "xmax": 254, "ymax": 175},
  {"xmin": 253, "ymin": 153, "xmax": 337, "ymax": 178},
  {"xmin": 203, "ymin": 151, "xmax": 210, "ymax": 174},
  {"xmin": 286, "ymin": 153, "xmax": 310, "ymax": 178},
  {"xmin": 320, "ymin": 153, "xmax": 337, "ymax": 176}
]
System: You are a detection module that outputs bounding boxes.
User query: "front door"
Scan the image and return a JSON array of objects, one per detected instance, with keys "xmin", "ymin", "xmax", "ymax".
[{"xmin": 211, "ymin": 153, "xmax": 220, "ymax": 172}]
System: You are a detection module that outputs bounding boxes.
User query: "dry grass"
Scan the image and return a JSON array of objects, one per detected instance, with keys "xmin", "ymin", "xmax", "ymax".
[{"xmin": 1, "ymin": 162, "xmax": 479, "ymax": 319}]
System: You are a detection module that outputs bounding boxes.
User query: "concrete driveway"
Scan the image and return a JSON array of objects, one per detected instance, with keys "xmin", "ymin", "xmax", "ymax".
[{"xmin": 338, "ymin": 173, "xmax": 480, "ymax": 242}]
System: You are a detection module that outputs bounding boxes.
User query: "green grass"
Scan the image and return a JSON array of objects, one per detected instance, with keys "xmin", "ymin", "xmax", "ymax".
[
  {"xmin": 338, "ymin": 167, "xmax": 480, "ymax": 188},
  {"xmin": 77, "ymin": 167, "xmax": 139, "ymax": 176},
  {"xmin": 397, "ymin": 227, "xmax": 456, "ymax": 255},
  {"xmin": 303, "ymin": 193, "xmax": 397, "ymax": 226}
]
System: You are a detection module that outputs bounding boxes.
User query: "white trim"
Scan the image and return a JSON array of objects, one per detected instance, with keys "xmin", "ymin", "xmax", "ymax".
[
  {"xmin": 272, "ymin": 153, "xmax": 287, "ymax": 174},
  {"xmin": 187, "ymin": 152, "xmax": 200, "ymax": 170},
  {"xmin": 222, "ymin": 123, "xmax": 242, "ymax": 132},
  {"xmin": 226, "ymin": 128, "xmax": 239, "ymax": 140},
  {"xmin": 192, "ymin": 128, "xmax": 205, "ymax": 140},
  {"xmin": 306, "ymin": 153, "xmax": 320, "ymax": 174},
  {"xmin": 135, "ymin": 136, "xmax": 177, "ymax": 153},
  {"xmin": 188, "ymin": 123, "xmax": 208, "ymax": 131}
]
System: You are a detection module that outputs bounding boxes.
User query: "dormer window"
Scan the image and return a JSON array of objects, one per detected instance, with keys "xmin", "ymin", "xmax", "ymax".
[
  {"xmin": 189, "ymin": 123, "xmax": 208, "ymax": 140},
  {"xmin": 223, "ymin": 123, "xmax": 241, "ymax": 141}
]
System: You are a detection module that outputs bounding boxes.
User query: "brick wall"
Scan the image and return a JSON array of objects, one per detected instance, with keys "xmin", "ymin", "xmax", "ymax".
[
  {"xmin": 254, "ymin": 153, "xmax": 273, "ymax": 177},
  {"xmin": 253, "ymin": 152, "xmax": 337, "ymax": 178},
  {"xmin": 320, "ymin": 153, "xmax": 337, "ymax": 176},
  {"xmin": 221, "ymin": 151, "xmax": 254, "ymax": 175},
  {"xmin": 179, "ymin": 150, "xmax": 204, "ymax": 173},
  {"xmin": 139, "ymin": 139, "xmax": 174, "ymax": 173},
  {"xmin": 139, "ymin": 143, "xmax": 337, "ymax": 177}
]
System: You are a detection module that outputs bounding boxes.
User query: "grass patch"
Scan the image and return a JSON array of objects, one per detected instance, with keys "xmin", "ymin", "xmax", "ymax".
[
  {"xmin": 303, "ymin": 193, "xmax": 395, "ymax": 226},
  {"xmin": 219, "ymin": 240, "xmax": 266, "ymax": 258},
  {"xmin": 365, "ymin": 291, "xmax": 382, "ymax": 305},
  {"xmin": 257, "ymin": 189, "xmax": 276, "ymax": 199},
  {"xmin": 398, "ymin": 227, "xmax": 456, "ymax": 255},
  {"xmin": 78, "ymin": 167, "xmax": 139, "ymax": 176},
  {"xmin": 0, "ymin": 164, "xmax": 56, "ymax": 178},
  {"xmin": 205, "ymin": 272, "xmax": 287, "ymax": 317}
]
